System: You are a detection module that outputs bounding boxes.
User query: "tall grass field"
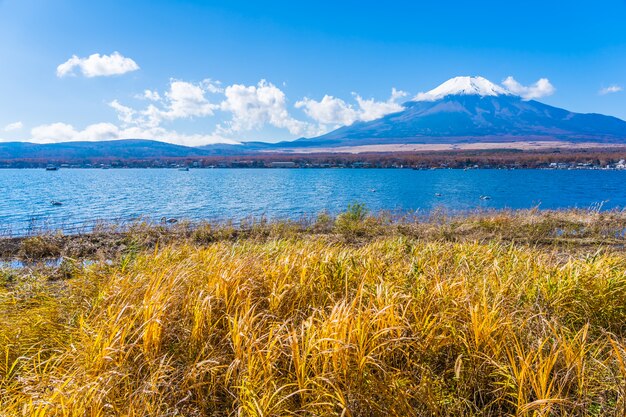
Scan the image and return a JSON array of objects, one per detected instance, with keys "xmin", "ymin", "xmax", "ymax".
[{"xmin": 2, "ymin": 209, "xmax": 626, "ymax": 416}]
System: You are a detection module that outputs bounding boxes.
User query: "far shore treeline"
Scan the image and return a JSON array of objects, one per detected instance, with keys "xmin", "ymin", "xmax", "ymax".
[{"xmin": 2, "ymin": 148, "xmax": 626, "ymax": 169}]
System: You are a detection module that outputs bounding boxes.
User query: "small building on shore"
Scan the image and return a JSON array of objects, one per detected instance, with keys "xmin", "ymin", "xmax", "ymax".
[{"xmin": 269, "ymin": 161, "xmax": 297, "ymax": 168}]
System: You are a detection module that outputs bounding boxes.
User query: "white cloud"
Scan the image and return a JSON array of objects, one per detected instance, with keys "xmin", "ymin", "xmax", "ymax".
[
  {"xmin": 220, "ymin": 80, "xmax": 311, "ymax": 136},
  {"xmin": 118, "ymin": 126, "xmax": 238, "ymax": 146},
  {"xmin": 31, "ymin": 122, "xmax": 119, "ymax": 143},
  {"xmin": 162, "ymin": 80, "xmax": 218, "ymax": 120},
  {"xmin": 30, "ymin": 122, "xmax": 237, "ymax": 146},
  {"xmin": 110, "ymin": 78, "xmax": 316, "ymax": 141},
  {"xmin": 109, "ymin": 100, "xmax": 137, "ymax": 125},
  {"xmin": 56, "ymin": 52, "xmax": 139, "ymax": 78},
  {"xmin": 78, "ymin": 122, "xmax": 122, "ymax": 141},
  {"xmin": 143, "ymin": 90, "xmax": 161, "ymax": 101},
  {"xmin": 354, "ymin": 88, "xmax": 407, "ymax": 121},
  {"xmin": 31, "ymin": 122, "xmax": 81, "ymax": 142},
  {"xmin": 295, "ymin": 88, "xmax": 407, "ymax": 132},
  {"xmin": 295, "ymin": 95, "xmax": 359, "ymax": 126},
  {"xmin": 203, "ymin": 79, "xmax": 224, "ymax": 94},
  {"xmin": 112, "ymin": 80, "xmax": 220, "ymax": 129},
  {"xmin": 42, "ymin": 75, "xmax": 407, "ymax": 145},
  {"xmin": 4, "ymin": 121, "xmax": 23, "ymax": 131},
  {"xmin": 502, "ymin": 76, "xmax": 555, "ymax": 100},
  {"xmin": 599, "ymin": 85, "xmax": 622, "ymax": 95}
]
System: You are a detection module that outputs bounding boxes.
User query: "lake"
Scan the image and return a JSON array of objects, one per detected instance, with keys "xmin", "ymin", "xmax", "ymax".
[{"xmin": 1, "ymin": 168, "xmax": 625, "ymax": 235}]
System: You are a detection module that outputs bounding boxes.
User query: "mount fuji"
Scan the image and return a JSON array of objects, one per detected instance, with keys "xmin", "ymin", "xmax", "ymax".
[{"xmin": 289, "ymin": 76, "xmax": 626, "ymax": 148}]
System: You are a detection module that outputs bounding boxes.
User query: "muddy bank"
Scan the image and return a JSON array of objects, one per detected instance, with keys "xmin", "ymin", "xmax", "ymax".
[
  {"xmin": 3, "ymin": 209, "xmax": 626, "ymax": 267},
  {"xmin": 0, "ymin": 225, "xmax": 194, "ymax": 262}
]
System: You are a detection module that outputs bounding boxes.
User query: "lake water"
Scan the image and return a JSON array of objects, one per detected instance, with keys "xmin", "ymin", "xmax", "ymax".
[{"xmin": 1, "ymin": 168, "xmax": 625, "ymax": 235}]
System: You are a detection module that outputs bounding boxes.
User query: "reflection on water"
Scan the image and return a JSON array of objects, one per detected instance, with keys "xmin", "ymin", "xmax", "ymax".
[
  {"xmin": 0, "ymin": 258, "xmax": 104, "ymax": 269},
  {"xmin": 0, "ymin": 258, "xmax": 63, "ymax": 269}
]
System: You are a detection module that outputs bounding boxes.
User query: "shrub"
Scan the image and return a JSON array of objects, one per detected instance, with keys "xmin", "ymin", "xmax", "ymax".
[
  {"xmin": 310, "ymin": 211, "xmax": 334, "ymax": 233},
  {"xmin": 18, "ymin": 236, "xmax": 61, "ymax": 259},
  {"xmin": 335, "ymin": 203, "xmax": 375, "ymax": 239}
]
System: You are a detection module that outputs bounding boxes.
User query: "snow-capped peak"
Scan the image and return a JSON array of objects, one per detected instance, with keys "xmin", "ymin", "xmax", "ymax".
[{"xmin": 414, "ymin": 76, "xmax": 512, "ymax": 101}]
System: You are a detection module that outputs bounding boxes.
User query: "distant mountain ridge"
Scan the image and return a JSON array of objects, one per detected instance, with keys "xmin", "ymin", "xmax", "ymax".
[
  {"xmin": 2, "ymin": 76, "xmax": 626, "ymax": 160},
  {"xmin": 0, "ymin": 139, "xmax": 245, "ymax": 160}
]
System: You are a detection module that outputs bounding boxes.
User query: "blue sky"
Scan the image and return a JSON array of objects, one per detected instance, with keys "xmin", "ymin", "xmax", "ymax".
[{"xmin": 1, "ymin": 0, "xmax": 625, "ymax": 145}]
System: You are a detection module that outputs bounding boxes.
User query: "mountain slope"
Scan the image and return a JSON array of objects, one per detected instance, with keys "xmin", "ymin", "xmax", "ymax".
[
  {"xmin": 0, "ymin": 139, "xmax": 221, "ymax": 160},
  {"xmin": 291, "ymin": 77, "xmax": 626, "ymax": 147}
]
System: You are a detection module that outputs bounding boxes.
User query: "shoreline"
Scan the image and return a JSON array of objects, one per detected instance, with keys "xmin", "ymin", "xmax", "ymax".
[
  {"xmin": 3, "ymin": 208, "xmax": 626, "ymax": 264},
  {"xmin": 270, "ymin": 141, "xmax": 626, "ymax": 154},
  {"xmin": 2, "ymin": 146, "xmax": 626, "ymax": 169}
]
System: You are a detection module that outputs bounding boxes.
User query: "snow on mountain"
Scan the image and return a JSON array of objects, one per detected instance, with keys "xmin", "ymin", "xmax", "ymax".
[{"xmin": 414, "ymin": 76, "xmax": 511, "ymax": 101}]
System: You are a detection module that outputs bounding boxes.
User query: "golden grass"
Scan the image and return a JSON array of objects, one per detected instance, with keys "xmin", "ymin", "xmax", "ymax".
[{"xmin": 2, "ymin": 234, "xmax": 626, "ymax": 415}]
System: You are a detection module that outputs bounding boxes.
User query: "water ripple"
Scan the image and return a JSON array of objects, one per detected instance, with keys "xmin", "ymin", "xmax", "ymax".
[{"xmin": 1, "ymin": 168, "xmax": 625, "ymax": 235}]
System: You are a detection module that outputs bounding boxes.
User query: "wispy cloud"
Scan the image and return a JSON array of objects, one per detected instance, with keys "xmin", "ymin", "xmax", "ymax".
[
  {"xmin": 599, "ymin": 85, "xmax": 622, "ymax": 95},
  {"xmin": 30, "ymin": 122, "xmax": 237, "ymax": 147},
  {"xmin": 56, "ymin": 52, "xmax": 139, "ymax": 78},
  {"xmin": 3, "ymin": 121, "xmax": 23, "ymax": 131},
  {"xmin": 31, "ymin": 75, "xmax": 406, "ymax": 145},
  {"xmin": 31, "ymin": 122, "xmax": 119, "ymax": 142},
  {"xmin": 353, "ymin": 88, "xmax": 407, "ymax": 121},
  {"xmin": 142, "ymin": 90, "xmax": 161, "ymax": 101},
  {"xmin": 502, "ymin": 77, "xmax": 555, "ymax": 100},
  {"xmin": 110, "ymin": 78, "xmax": 321, "ymax": 141},
  {"xmin": 110, "ymin": 79, "xmax": 222, "ymax": 129}
]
